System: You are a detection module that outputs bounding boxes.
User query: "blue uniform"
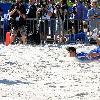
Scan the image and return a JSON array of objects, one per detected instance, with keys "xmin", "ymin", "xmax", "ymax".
[
  {"xmin": 89, "ymin": 46, "xmax": 100, "ymax": 54},
  {"xmin": 77, "ymin": 46, "xmax": 100, "ymax": 61}
]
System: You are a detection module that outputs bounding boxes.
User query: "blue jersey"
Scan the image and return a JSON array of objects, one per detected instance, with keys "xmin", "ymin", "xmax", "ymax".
[
  {"xmin": 89, "ymin": 46, "xmax": 100, "ymax": 54},
  {"xmin": 77, "ymin": 46, "xmax": 100, "ymax": 61}
]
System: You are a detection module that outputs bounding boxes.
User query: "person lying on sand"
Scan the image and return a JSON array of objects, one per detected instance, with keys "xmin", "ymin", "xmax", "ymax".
[
  {"xmin": 67, "ymin": 35, "xmax": 100, "ymax": 59},
  {"xmin": 67, "ymin": 46, "xmax": 100, "ymax": 60}
]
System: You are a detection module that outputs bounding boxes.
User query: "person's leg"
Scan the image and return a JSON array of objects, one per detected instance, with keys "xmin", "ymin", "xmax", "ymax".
[
  {"xmin": 20, "ymin": 26, "xmax": 27, "ymax": 44},
  {"xmin": 88, "ymin": 53, "xmax": 100, "ymax": 58},
  {"xmin": 96, "ymin": 35, "xmax": 100, "ymax": 46},
  {"xmin": 79, "ymin": 20, "xmax": 83, "ymax": 32},
  {"xmin": 39, "ymin": 21, "xmax": 44, "ymax": 44},
  {"xmin": 33, "ymin": 20, "xmax": 37, "ymax": 34},
  {"xmin": 21, "ymin": 35, "xmax": 27, "ymax": 44},
  {"xmin": 50, "ymin": 19, "xmax": 56, "ymax": 38},
  {"xmin": 74, "ymin": 20, "xmax": 78, "ymax": 34},
  {"xmin": 44, "ymin": 20, "xmax": 48, "ymax": 42},
  {"xmin": 10, "ymin": 28, "xmax": 17, "ymax": 44},
  {"xmin": 0, "ymin": 28, "xmax": 3, "ymax": 43}
]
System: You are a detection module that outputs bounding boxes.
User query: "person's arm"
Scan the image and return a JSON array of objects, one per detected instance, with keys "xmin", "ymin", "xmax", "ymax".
[
  {"xmin": 87, "ymin": 9, "xmax": 95, "ymax": 20},
  {"xmin": 88, "ymin": 12, "xmax": 95, "ymax": 20},
  {"xmin": 17, "ymin": 5, "xmax": 26, "ymax": 19},
  {"xmin": 96, "ymin": 15, "xmax": 100, "ymax": 18},
  {"xmin": 87, "ymin": 8, "xmax": 100, "ymax": 20},
  {"xmin": 88, "ymin": 47, "xmax": 100, "ymax": 58},
  {"xmin": 9, "ymin": 5, "xmax": 17, "ymax": 16},
  {"xmin": 89, "ymin": 15, "xmax": 95, "ymax": 19},
  {"xmin": 48, "ymin": 11, "xmax": 53, "ymax": 17},
  {"xmin": 88, "ymin": 52, "xmax": 100, "ymax": 58},
  {"xmin": 9, "ymin": 8, "xmax": 16, "ymax": 16},
  {"xmin": 48, "ymin": 7, "xmax": 53, "ymax": 17},
  {"xmin": 96, "ymin": 7, "xmax": 100, "ymax": 18},
  {"xmin": 16, "ymin": 9, "xmax": 26, "ymax": 19}
]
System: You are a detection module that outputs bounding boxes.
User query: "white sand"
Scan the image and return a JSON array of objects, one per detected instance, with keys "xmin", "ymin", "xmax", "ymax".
[{"xmin": 0, "ymin": 44, "xmax": 100, "ymax": 100}]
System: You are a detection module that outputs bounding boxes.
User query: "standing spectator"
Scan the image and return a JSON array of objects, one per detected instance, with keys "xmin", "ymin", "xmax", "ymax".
[
  {"xmin": 72, "ymin": 0, "xmax": 86, "ymax": 33},
  {"xmin": 37, "ymin": 3, "xmax": 50, "ymax": 44},
  {"xmin": 26, "ymin": 0, "xmax": 37, "ymax": 33},
  {"xmin": 9, "ymin": 0, "xmax": 27, "ymax": 44},
  {"xmin": 48, "ymin": 0, "xmax": 56, "ymax": 39},
  {"xmin": 0, "ymin": 0, "xmax": 11, "ymax": 16},
  {"xmin": 0, "ymin": 0, "xmax": 12, "ymax": 41},
  {"xmin": 60, "ymin": 0, "xmax": 70, "ymax": 33},
  {"xmin": 26, "ymin": 0, "xmax": 39, "ymax": 44},
  {"xmin": 87, "ymin": 0, "xmax": 100, "ymax": 37}
]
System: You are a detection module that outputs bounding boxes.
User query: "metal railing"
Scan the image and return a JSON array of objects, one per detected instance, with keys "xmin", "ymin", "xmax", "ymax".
[{"xmin": 0, "ymin": 18, "xmax": 100, "ymax": 44}]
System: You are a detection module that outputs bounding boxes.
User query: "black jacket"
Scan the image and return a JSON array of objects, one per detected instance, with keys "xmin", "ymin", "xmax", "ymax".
[{"xmin": 27, "ymin": 4, "xmax": 37, "ymax": 18}]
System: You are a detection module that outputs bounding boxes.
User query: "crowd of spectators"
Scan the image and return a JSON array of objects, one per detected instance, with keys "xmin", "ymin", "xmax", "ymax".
[{"xmin": 0, "ymin": 0, "xmax": 100, "ymax": 44}]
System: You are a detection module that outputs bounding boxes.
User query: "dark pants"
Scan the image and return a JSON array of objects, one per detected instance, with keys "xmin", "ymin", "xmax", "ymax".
[
  {"xmin": 26, "ymin": 20, "xmax": 37, "ymax": 35},
  {"xmin": 64, "ymin": 19, "xmax": 72, "ymax": 31},
  {"xmin": 0, "ymin": 21, "xmax": 4, "ymax": 43},
  {"xmin": 50, "ymin": 19, "xmax": 56, "ymax": 38},
  {"xmin": 26, "ymin": 20, "xmax": 38, "ymax": 44},
  {"xmin": 74, "ymin": 20, "xmax": 83, "ymax": 34},
  {"xmin": 0, "ymin": 28, "xmax": 3, "ymax": 42},
  {"xmin": 39, "ymin": 20, "xmax": 49, "ymax": 41}
]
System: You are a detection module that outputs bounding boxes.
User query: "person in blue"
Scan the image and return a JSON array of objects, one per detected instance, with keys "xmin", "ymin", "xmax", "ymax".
[
  {"xmin": 87, "ymin": 0, "xmax": 100, "ymax": 36},
  {"xmin": 72, "ymin": 0, "xmax": 86, "ymax": 33},
  {"xmin": 9, "ymin": 0, "xmax": 27, "ymax": 44},
  {"xmin": 67, "ymin": 45, "xmax": 100, "ymax": 60},
  {"xmin": 0, "ymin": 0, "xmax": 12, "ymax": 16},
  {"xmin": 0, "ymin": 0, "xmax": 12, "ymax": 42}
]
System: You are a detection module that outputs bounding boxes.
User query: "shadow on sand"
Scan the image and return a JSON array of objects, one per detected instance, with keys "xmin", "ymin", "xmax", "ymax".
[{"xmin": 0, "ymin": 79, "xmax": 33, "ymax": 85}]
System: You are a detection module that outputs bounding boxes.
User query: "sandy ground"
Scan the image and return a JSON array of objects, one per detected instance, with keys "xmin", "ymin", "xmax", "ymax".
[{"xmin": 0, "ymin": 44, "xmax": 100, "ymax": 100}]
